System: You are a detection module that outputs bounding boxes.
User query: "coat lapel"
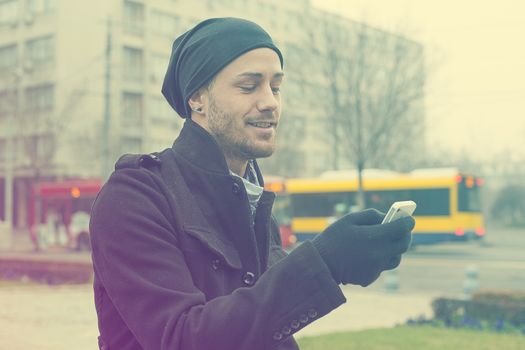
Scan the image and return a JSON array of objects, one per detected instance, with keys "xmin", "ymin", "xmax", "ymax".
[{"xmin": 166, "ymin": 120, "xmax": 266, "ymax": 275}]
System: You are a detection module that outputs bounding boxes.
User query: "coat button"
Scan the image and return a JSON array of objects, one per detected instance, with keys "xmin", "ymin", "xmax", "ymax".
[
  {"xmin": 291, "ymin": 320, "xmax": 301, "ymax": 329},
  {"xmin": 299, "ymin": 314, "xmax": 308, "ymax": 324},
  {"xmin": 272, "ymin": 332, "xmax": 283, "ymax": 341},
  {"xmin": 242, "ymin": 271, "xmax": 256, "ymax": 286},
  {"xmin": 281, "ymin": 326, "xmax": 292, "ymax": 335},
  {"xmin": 232, "ymin": 182, "xmax": 241, "ymax": 194},
  {"xmin": 307, "ymin": 309, "xmax": 318, "ymax": 319},
  {"xmin": 211, "ymin": 259, "xmax": 221, "ymax": 271}
]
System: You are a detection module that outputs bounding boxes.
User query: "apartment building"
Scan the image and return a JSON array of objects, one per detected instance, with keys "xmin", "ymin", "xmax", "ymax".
[{"xmin": 0, "ymin": 0, "xmax": 424, "ymax": 230}]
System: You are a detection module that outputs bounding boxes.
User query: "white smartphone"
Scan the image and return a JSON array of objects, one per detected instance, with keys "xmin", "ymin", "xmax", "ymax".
[{"xmin": 381, "ymin": 200, "xmax": 417, "ymax": 224}]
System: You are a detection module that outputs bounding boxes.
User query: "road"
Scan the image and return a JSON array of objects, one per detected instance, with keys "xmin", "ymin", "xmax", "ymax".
[
  {"xmin": 369, "ymin": 226, "xmax": 525, "ymax": 296},
  {"xmin": 0, "ymin": 226, "xmax": 523, "ymax": 348}
]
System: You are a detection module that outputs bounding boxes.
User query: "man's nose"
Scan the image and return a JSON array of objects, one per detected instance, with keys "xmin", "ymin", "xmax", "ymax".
[{"xmin": 256, "ymin": 85, "xmax": 279, "ymax": 113}]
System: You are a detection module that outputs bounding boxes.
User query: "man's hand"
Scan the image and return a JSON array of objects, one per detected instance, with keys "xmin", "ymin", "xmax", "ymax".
[{"xmin": 312, "ymin": 209, "xmax": 415, "ymax": 286}]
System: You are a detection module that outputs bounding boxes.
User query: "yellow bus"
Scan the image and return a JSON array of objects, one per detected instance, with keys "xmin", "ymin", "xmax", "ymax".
[{"xmin": 286, "ymin": 168, "xmax": 485, "ymax": 245}]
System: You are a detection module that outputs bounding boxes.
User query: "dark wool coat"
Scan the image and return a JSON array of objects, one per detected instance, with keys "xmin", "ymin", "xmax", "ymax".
[{"xmin": 90, "ymin": 119, "xmax": 346, "ymax": 350}]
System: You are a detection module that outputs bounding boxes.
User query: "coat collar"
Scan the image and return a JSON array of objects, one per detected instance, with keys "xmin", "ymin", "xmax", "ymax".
[
  {"xmin": 172, "ymin": 118, "xmax": 265, "ymax": 186},
  {"xmin": 172, "ymin": 119, "xmax": 230, "ymax": 175}
]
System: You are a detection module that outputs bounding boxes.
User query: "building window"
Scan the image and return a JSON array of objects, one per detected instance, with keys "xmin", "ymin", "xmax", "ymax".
[
  {"xmin": 151, "ymin": 11, "xmax": 179, "ymax": 37},
  {"xmin": 27, "ymin": 0, "xmax": 56, "ymax": 14},
  {"xmin": 121, "ymin": 92, "xmax": 143, "ymax": 126},
  {"xmin": 0, "ymin": 0, "xmax": 19, "ymax": 26},
  {"xmin": 25, "ymin": 84, "xmax": 54, "ymax": 112},
  {"xmin": 123, "ymin": 46, "xmax": 143, "ymax": 82},
  {"xmin": 150, "ymin": 96, "xmax": 164, "ymax": 119},
  {"xmin": 0, "ymin": 90, "xmax": 15, "ymax": 119},
  {"xmin": 123, "ymin": 0, "xmax": 144, "ymax": 36},
  {"xmin": 122, "ymin": 46, "xmax": 143, "ymax": 82},
  {"xmin": 0, "ymin": 44, "xmax": 17, "ymax": 70},
  {"xmin": 24, "ymin": 133, "xmax": 55, "ymax": 163},
  {"xmin": 150, "ymin": 54, "xmax": 168, "ymax": 83},
  {"xmin": 121, "ymin": 136, "xmax": 142, "ymax": 153},
  {"xmin": 26, "ymin": 35, "xmax": 54, "ymax": 65},
  {"xmin": 150, "ymin": 96, "xmax": 177, "ymax": 125}
]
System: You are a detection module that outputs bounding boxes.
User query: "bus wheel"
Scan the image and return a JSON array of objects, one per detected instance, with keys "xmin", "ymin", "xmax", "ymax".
[{"xmin": 76, "ymin": 232, "xmax": 91, "ymax": 251}]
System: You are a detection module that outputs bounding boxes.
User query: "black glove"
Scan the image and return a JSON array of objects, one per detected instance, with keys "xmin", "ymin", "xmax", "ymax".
[{"xmin": 312, "ymin": 208, "xmax": 415, "ymax": 286}]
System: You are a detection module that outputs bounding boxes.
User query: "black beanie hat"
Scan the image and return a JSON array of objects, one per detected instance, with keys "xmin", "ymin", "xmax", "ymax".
[{"xmin": 161, "ymin": 17, "xmax": 284, "ymax": 118}]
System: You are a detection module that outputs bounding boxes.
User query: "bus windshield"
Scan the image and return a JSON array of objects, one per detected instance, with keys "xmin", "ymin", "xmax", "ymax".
[{"xmin": 458, "ymin": 179, "xmax": 481, "ymax": 212}]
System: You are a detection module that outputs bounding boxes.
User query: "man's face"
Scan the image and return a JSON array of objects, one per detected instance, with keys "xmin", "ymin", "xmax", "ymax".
[{"xmin": 197, "ymin": 48, "xmax": 284, "ymax": 162}]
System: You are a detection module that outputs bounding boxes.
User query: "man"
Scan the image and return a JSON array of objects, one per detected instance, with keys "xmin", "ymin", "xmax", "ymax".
[{"xmin": 90, "ymin": 17, "xmax": 415, "ymax": 350}]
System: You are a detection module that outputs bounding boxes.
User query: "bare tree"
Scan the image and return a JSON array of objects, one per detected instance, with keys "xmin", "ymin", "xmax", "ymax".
[
  {"xmin": 312, "ymin": 15, "xmax": 426, "ymax": 208},
  {"xmin": 16, "ymin": 86, "xmax": 86, "ymax": 181}
]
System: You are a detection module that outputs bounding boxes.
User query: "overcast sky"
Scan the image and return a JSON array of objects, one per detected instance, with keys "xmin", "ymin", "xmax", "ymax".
[{"xmin": 311, "ymin": 0, "xmax": 525, "ymax": 161}]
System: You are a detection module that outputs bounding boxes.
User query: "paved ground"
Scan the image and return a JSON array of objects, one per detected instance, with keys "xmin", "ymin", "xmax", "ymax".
[
  {"xmin": 0, "ymin": 230, "xmax": 436, "ymax": 348},
  {"xmin": 0, "ymin": 283, "xmax": 97, "ymax": 350},
  {"xmin": 0, "ymin": 281, "xmax": 434, "ymax": 350}
]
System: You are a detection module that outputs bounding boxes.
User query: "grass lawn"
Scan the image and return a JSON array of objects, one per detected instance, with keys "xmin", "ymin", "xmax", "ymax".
[{"xmin": 297, "ymin": 326, "xmax": 525, "ymax": 350}]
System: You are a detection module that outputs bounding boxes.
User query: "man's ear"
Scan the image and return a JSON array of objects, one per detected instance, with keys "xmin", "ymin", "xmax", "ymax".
[{"xmin": 188, "ymin": 88, "xmax": 207, "ymax": 115}]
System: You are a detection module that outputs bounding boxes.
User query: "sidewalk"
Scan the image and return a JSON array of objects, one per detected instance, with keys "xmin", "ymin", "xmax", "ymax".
[
  {"xmin": 296, "ymin": 285, "xmax": 436, "ymax": 338},
  {"xmin": 0, "ymin": 283, "xmax": 436, "ymax": 350},
  {"xmin": 0, "ymin": 230, "xmax": 438, "ymax": 344},
  {"xmin": 0, "ymin": 227, "xmax": 35, "ymax": 253},
  {"xmin": 0, "ymin": 229, "xmax": 92, "ymax": 284}
]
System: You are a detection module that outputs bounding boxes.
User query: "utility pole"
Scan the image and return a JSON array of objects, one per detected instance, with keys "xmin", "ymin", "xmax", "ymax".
[
  {"xmin": 355, "ymin": 29, "xmax": 366, "ymax": 211},
  {"xmin": 2, "ymin": 70, "xmax": 21, "ymax": 249},
  {"xmin": 102, "ymin": 16, "xmax": 112, "ymax": 181}
]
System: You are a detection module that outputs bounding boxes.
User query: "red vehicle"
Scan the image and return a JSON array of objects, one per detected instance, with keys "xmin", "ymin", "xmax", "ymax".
[{"xmin": 29, "ymin": 179, "xmax": 102, "ymax": 251}]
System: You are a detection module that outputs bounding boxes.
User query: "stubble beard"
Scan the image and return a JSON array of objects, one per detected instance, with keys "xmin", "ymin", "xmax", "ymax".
[{"xmin": 207, "ymin": 96, "xmax": 276, "ymax": 161}]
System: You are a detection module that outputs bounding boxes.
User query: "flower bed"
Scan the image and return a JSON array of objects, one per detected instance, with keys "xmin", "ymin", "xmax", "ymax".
[{"xmin": 406, "ymin": 290, "xmax": 525, "ymax": 335}]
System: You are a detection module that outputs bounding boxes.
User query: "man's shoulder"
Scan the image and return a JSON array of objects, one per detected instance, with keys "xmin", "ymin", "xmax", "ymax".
[
  {"xmin": 107, "ymin": 148, "xmax": 186, "ymax": 195},
  {"xmin": 93, "ymin": 149, "xmax": 178, "ymax": 215},
  {"xmin": 98, "ymin": 150, "xmax": 174, "ymax": 196},
  {"xmin": 111, "ymin": 148, "xmax": 181, "ymax": 175},
  {"xmin": 115, "ymin": 152, "xmax": 163, "ymax": 171}
]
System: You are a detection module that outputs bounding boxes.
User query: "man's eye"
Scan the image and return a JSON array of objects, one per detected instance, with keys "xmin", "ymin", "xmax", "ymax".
[
  {"xmin": 271, "ymin": 87, "xmax": 281, "ymax": 94},
  {"xmin": 240, "ymin": 86, "xmax": 256, "ymax": 92}
]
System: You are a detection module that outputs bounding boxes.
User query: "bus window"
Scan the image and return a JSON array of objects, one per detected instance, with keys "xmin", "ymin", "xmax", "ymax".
[
  {"xmin": 458, "ymin": 181, "xmax": 481, "ymax": 212},
  {"xmin": 366, "ymin": 188, "xmax": 450, "ymax": 216},
  {"xmin": 290, "ymin": 192, "xmax": 356, "ymax": 217},
  {"xmin": 366, "ymin": 190, "xmax": 411, "ymax": 213},
  {"xmin": 410, "ymin": 188, "xmax": 450, "ymax": 215}
]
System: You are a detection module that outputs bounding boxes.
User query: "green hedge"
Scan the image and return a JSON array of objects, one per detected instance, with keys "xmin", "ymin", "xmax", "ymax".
[
  {"xmin": 432, "ymin": 291, "xmax": 525, "ymax": 327},
  {"xmin": 297, "ymin": 326, "xmax": 525, "ymax": 350}
]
